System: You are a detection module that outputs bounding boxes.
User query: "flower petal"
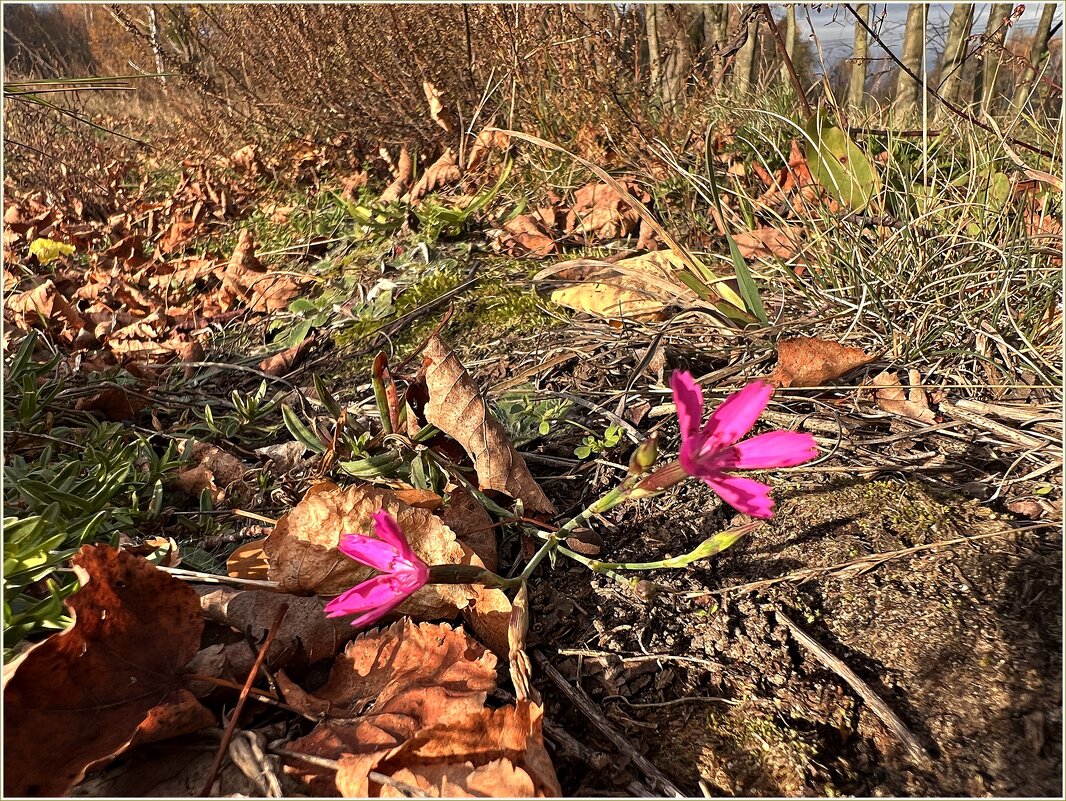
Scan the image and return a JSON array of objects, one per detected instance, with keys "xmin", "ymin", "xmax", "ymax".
[
  {"xmin": 337, "ymin": 533, "xmax": 400, "ymax": 572},
  {"xmin": 670, "ymin": 370, "xmax": 704, "ymax": 443},
  {"xmin": 349, "ymin": 595, "xmax": 407, "ymax": 629},
  {"xmin": 711, "ymin": 431, "xmax": 818, "ymax": 470},
  {"xmin": 704, "ymin": 473, "xmax": 776, "ymax": 519},
  {"xmin": 372, "ymin": 509, "xmax": 417, "ymax": 560},
  {"xmin": 701, "ymin": 381, "xmax": 774, "ymax": 450},
  {"xmin": 323, "ymin": 573, "xmax": 402, "ymax": 619}
]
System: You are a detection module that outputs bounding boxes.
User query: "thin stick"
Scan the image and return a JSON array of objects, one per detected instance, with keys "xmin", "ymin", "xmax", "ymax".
[
  {"xmin": 233, "ymin": 509, "xmax": 279, "ymax": 526},
  {"xmin": 775, "ymin": 610, "xmax": 932, "ymax": 767},
  {"xmin": 183, "ymin": 674, "xmax": 313, "ymax": 720},
  {"xmin": 534, "ymin": 652, "xmax": 686, "ymax": 798},
  {"xmin": 200, "ymin": 603, "xmax": 288, "ymax": 797},
  {"xmin": 762, "ymin": 4, "xmax": 812, "ymax": 117},
  {"xmin": 158, "ymin": 565, "xmax": 280, "ymax": 590}
]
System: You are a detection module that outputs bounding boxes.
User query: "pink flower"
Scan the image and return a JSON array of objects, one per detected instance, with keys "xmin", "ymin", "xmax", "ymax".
[
  {"xmin": 323, "ymin": 510, "xmax": 429, "ymax": 628},
  {"xmin": 670, "ymin": 371, "xmax": 818, "ymax": 519}
]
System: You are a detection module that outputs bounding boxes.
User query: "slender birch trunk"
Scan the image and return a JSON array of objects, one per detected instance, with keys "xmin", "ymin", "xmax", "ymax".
[
  {"xmin": 979, "ymin": 4, "xmax": 1012, "ymax": 114},
  {"xmin": 779, "ymin": 5, "xmax": 797, "ymax": 88},
  {"xmin": 1010, "ymin": 3, "xmax": 1056, "ymax": 114},
  {"xmin": 938, "ymin": 3, "xmax": 974, "ymax": 106},
  {"xmin": 847, "ymin": 3, "xmax": 869, "ymax": 109},
  {"xmin": 647, "ymin": 4, "xmax": 662, "ymax": 101},
  {"xmin": 891, "ymin": 4, "xmax": 926, "ymax": 120}
]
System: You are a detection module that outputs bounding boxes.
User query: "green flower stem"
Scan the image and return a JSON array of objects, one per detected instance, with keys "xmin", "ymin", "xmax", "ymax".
[
  {"xmin": 519, "ymin": 483, "xmax": 629, "ymax": 581},
  {"xmin": 427, "ymin": 563, "xmax": 524, "ymax": 589}
]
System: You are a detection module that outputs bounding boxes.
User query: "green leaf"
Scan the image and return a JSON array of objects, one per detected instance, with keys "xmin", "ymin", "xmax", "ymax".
[
  {"xmin": 802, "ymin": 113, "xmax": 881, "ymax": 211},
  {"xmin": 281, "ymin": 404, "xmax": 327, "ymax": 453}
]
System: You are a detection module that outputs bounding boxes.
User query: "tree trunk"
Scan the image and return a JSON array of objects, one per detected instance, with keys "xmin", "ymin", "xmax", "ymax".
[
  {"xmin": 779, "ymin": 5, "xmax": 797, "ymax": 88},
  {"xmin": 938, "ymin": 3, "xmax": 973, "ymax": 106},
  {"xmin": 147, "ymin": 5, "xmax": 167, "ymax": 85},
  {"xmin": 1010, "ymin": 3, "xmax": 1056, "ymax": 113},
  {"xmin": 847, "ymin": 3, "xmax": 869, "ymax": 108},
  {"xmin": 979, "ymin": 3, "xmax": 1012, "ymax": 114},
  {"xmin": 709, "ymin": 5, "xmax": 731, "ymax": 85},
  {"xmin": 733, "ymin": 11, "xmax": 759, "ymax": 95},
  {"xmin": 646, "ymin": 3, "xmax": 662, "ymax": 101},
  {"xmin": 660, "ymin": 4, "xmax": 694, "ymax": 108},
  {"xmin": 891, "ymin": 4, "xmax": 926, "ymax": 120}
]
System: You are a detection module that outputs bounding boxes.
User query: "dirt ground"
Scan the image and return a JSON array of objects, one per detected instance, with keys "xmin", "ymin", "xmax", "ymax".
[{"xmin": 438, "ymin": 323, "xmax": 1064, "ymax": 798}]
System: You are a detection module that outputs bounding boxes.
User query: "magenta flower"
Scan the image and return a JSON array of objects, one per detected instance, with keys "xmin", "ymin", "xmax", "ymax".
[
  {"xmin": 323, "ymin": 510, "xmax": 429, "ymax": 628},
  {"xmin": 670, "ymin": 371, "xmax": 818, "ymax": 519}
]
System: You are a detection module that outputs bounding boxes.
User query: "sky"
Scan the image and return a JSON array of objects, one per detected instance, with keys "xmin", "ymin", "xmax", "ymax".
[{"xmin": 791, "ymin": 2, "xmax": 1063, "ymax": 66}]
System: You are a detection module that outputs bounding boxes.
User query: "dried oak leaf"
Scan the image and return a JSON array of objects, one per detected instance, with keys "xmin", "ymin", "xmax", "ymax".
[
  {"xmin": 219, "ymin": 229, "xmax": 301, "ymax": 312},
  {"xmin": 867, "ymin": 369, "xmax": 936, "ymax": 424},
  {"xmin": 768, "ymin": 336, "xmax": 875, "ymax": 388},
  {"xmin": 264, "ymin": 482, "xmax": 472, "ymax": 618},
  {"xmin": 467, "ymin": 129, "xmax": 511, "ymax": 172},
  {"xmin": 5, "ymin": 277, "xmax": 86, "ymax": 333},
  {"xmin": 380, "ymin": 146, "xmax": 413, "ymax": 203},
  {"xmin": 499, "ymin": 214, "xmax": 558, "ymax": 257},
  {"xmin": 421, "ymin": 335, "xmax": 555, "ymax": 515},
  {"xmin": 3, "ymin": 545, "xmax": 206, "ymax": 797},
  {"xmin": 423, "ymin": 81, "xmax": 459, "ymax": 134},
  {"xmin": 336, "ymin": 700, "xmax": 560, "ymax": 798}
]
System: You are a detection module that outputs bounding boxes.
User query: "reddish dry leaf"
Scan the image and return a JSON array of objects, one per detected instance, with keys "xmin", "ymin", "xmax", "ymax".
[
  {"xmin": 264, "ymin": 483, "xmax": 472, "ymax": 618},
  {"xmin": 181, "ymin": 440, "xmax": 248, "ymax": 488},
  {"xmin": 157, "ymin": 215, "xmax": 197, "ymax": 254},
  {"xmin": 341, "ymin": 171, "xmax": 370, "ymax": 202},
  {"xmin": 421, "ymin": 336, "xmax": 555, "ymax": 515},
  {"xmin": 228, "ymin": 144, "xmax": 264, "ymax": 178},
  {"xmin": 219, "ymin": 229, "xmax": 301, "ymax": 312},
  {"xmin": 5, "ymin": 278, "xmax": 86, "ymax": 333},
  {"xmin": 259, "ymin": 335, "xmax": 315, "ymax": 376},
  {"xmin": 3, "ymin": 545, "xmax": 205, "ymax": 796},
  {"xmin": 423, "ymin": 81, "xmax": 459, "ymax": 134},
  {"xmin": 439, "ymin": 485, "xmax": 497, "ymax": 571},
  {"xmin": 768, "ymin": 336, "xmax": 875, "ymax": 388},
  {"xmin": 226, "ymin": 538, "xmax": 270, "ymax": 581},
  {"xmin": 461, "ymin": 584, "xmax": 512, "ymax": 658}
]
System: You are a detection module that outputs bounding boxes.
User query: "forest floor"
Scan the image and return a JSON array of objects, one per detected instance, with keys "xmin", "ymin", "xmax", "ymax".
[{"xmin": 3, "ymin": 114, "xmax": 1062, "ymax": 797}]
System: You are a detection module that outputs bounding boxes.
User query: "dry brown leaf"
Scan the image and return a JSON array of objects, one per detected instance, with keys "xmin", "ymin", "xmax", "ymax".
[
  {"xmin": 380, "ymin": 146, "xmax": 413, "ymax": 203},
  {"xmin": 440, "ymin": 485, "xmax": 497, "ymax": 570},
  {"xmin": 337, "ymin": 700, "xmax": 559, "ymax": 798},
  {"xmin": 733, "ymin": 225, "xmax": 804, "ymax": 261},
  {"xmin": 259, "ymin": 336, "xmax": 314, "ymax": 376},
  {"xmin": 768, "ymin": 336, "xmax": 875, "ymax": 388},
  {"xmin": 461, "ymin": 585, "xmax": 512, "ymax": 658},
  {"xmin": 3, "ymin": 546, "xmax": 205, "ymax": 797},
  {"xmin": 172, "ymin": 463, "xmax": 221, "ymax": 502},
  {"xmin": 407, "ymin": 149, "xmax": 462, "ymax": 204},
  {"xmin": 74, "ymin": 386, "xmax": 149, "ymax": 421},
  {"xmin": 421, "ymin": 335, "xmax": 555, "ymax": 515},
  {"xmin": 341, "ymin": 171, "xmax": 369, "ymax": 202},
  {"xmin": 867, "ymin": 369, "xmax": 936, "ymax": 423},
  {"xmin": 226, "ymin": 538, "xmax": 270, "ymax": 581},
  {"xmin": 195, "ymin": 586, "xmax": 356, "ymax": 674},
  {"xmin": 228, "ymin": 144, "xmax": 264, "ymax": 177},
  {"xmin": 157, "ymin": 215, "xmax": 197, "ymax": 254},
  {"xmin": 423, "ymin": 81, "xmax": 459, "ymax": 134},
  {"xmin": 181, "ymin": 440, "xmax": 247, "ymax": 488},
  {"xmin": 219, "ymin": 229, "xmax": 301, "ymax": 312},
  {"xmin": 564, "ymin": 179, "xmax": 647, "ymax": 241},
  {"xmin": 5, "ymin": 278, "xmax": 86, "ymax": 333},
  {"xmin": 466, "ymin": 129, "xmax": 511, "ymax": 172},
  {"xmin": 499, "ymin": 214, "xmax": 557, "ymax": 257},
  {"xmin": 264, "ymin": 483, "xmax": 472, "ymax": 618}
]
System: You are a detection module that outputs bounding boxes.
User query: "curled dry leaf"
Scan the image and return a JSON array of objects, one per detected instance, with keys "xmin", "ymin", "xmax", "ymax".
[
  {"xmin": 421, "ymin": 335, "xmax": 555, "ymax": 515},
  {"xmin": 264, "ymin": 482, "xmax": 472, "ymax": 618},
  {"xmin": 5, "ymin": 277, "xmax": 86, "ymax": 334},
  {"xmin": 466, "ymin": 128, "xmax": 511, "ymax": 172},
  {"xmin": 499, "ymin": 214, "xmax": 557, "ymax": 257},
  {"xmin": 423, "ymin": 81, "xmax": 459, "ymax": 134},
  {"xmin": 536, "ymin": 249, "xmax": 698, "ymax": 323},
  {"xmin": 219, "ymin": 229, "xmax": 301, "ymax": 313},
  {"xmin": 407, "ymin": 148, "xmax": 462, "ymax": 204},
  {"xmin": 867, "ymin": 369, "xmax": 937, "ymax": 424},
  {"xmin": 768, "ymin": 336, "xmax": 875, "ymax": 388},
  {"xmin": 380, "ymin": 146, "xmax": 413, "ymax": 203},
  {"xmin": 3, "ymin": 545, "xmax": 206, "ymax": 797}
]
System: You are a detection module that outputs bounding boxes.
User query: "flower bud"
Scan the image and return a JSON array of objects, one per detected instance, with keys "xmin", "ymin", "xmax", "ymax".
[
  {"xmin": 629, "ymin": 460, "xmax": 687, "ymax": 499},
  {"xmin": 627, "ymin": 433, "xmax": 660, "ymax": 476}
]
